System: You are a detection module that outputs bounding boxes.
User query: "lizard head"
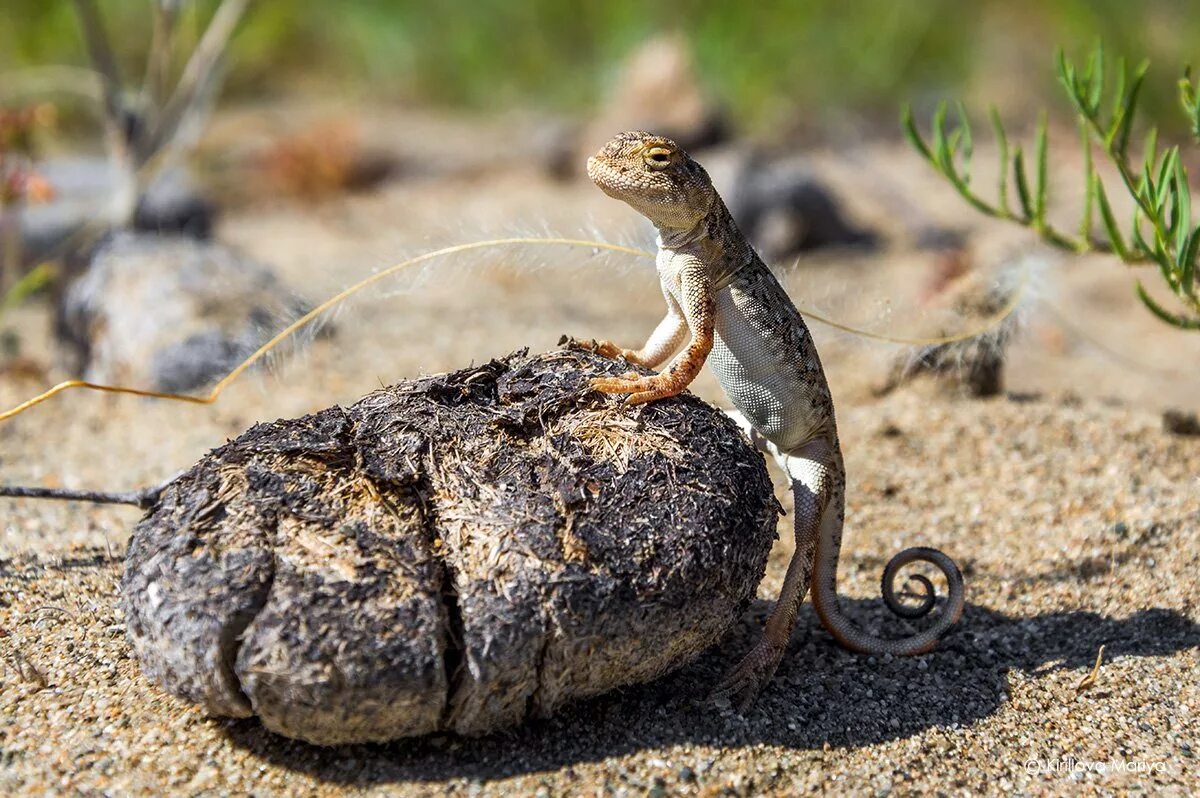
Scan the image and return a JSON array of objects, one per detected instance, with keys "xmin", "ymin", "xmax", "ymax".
[{"xmin": 587, "ymin": 131, "xmax": 716, "ymax": 231}]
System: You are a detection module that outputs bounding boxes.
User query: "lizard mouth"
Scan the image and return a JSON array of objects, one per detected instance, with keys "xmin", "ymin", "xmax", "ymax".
[
  {"xmin": 585, "ymin": 156, "xmax": 609, "ymax": 187},
  {"xmin": 585, "ymin": 156, "xmax": 634, "ymax": 200}
]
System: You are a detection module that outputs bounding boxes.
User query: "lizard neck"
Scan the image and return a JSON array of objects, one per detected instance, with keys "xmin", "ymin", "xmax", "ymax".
[
  {"xmin": 655, "ymin": 198, "xmax": 758, "ymax": 289},
  {"xmin": 655, "ymin": 217, "xmax": 708, "ymax": 250}
]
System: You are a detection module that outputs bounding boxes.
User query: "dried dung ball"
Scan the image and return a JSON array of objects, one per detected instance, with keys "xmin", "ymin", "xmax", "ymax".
[{"xmin": 123, "ymin": 347, "xmax": 779, "ymax": 745}]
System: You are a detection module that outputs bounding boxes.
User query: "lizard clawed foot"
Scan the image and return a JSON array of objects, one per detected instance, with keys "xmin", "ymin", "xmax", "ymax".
[
  {"xmin": 709, "ymin": 639, "xmax": 785, "ymax": 712},
  {"xmin": 589, "ymin": 371, "xmax": 643, "ymax": 390},
  {"xmin": 589, "ymin": 372, "xmax": 686, "ymax": 405}
]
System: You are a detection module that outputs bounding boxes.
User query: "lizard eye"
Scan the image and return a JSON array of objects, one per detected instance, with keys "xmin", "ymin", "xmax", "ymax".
[{"xmin": 643, "ymin": 147, "xmax": 673, "ymax": 170}]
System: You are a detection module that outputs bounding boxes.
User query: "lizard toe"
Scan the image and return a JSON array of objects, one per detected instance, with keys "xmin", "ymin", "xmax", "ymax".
[
  {"xmin": 622, "ymin": 391, "xmax": 659, "ymax": 406},
  {"xmin": 594, "ymin": 340, "xmax": 627, "ymax": 359},
  {"xmin": 621, "ymin": 375, "xmax": 690, "ymax": 404},
  {"xmin": 623, "ymin": 385, "xmax": 677, "ymax": 405},
  {"xmin": 589, "ymin": 372, "xmax": 647, "ymax": 393},
  {"xmin": 710, "ymin": 640, "xmax": 785, "ymax": 712}
]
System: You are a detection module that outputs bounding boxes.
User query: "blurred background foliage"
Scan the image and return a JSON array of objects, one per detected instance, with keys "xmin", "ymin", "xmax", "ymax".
[{"xmin": 0, "ymin": 0, "xmax": 1196, "ymax": 134}]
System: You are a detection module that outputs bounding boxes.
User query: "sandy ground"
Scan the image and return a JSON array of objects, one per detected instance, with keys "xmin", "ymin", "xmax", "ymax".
[{"xmin": 1, "ymin": 107, "xmax": 1198, "ymax": 795}]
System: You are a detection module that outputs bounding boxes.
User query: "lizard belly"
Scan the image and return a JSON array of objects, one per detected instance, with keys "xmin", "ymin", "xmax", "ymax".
[{"xmin": 707, "ymin": 279, "xmax": 832, "ymax": 450}]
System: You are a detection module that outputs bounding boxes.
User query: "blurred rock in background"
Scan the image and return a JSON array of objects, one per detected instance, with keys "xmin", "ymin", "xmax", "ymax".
[
  {"xmin": 590, "ymin": 34, "xmax": 728, "ymax": 152},
  {"xmin": 725, "ymin": 151, "xmax": 879, "ymax": 263},
  {"xmin": 57, "ymin": 232, "xmax": 309, "ymax": 392},
  {"xmin": 19, "ymin": 158, "xmax": 214, "ymax": 268},
  {"xmin": 546, "ymin": 34, "xmax": 728, "ymax": 179},
  {"xmin": 874, "ymin": 247, "xmax": 1021, "ymax": 399}
]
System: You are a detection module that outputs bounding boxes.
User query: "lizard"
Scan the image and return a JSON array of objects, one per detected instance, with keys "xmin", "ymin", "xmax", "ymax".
[{"xmin": 581, "ymin": 130, "xmax": 966, "ymax": 707}]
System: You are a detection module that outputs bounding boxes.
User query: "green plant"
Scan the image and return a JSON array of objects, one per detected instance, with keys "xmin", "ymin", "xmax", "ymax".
[
  {"xmin": 0, "ymin": 261, "xmax": 54, "ymax": 317},
  {"xmin": 904, "ymin": 43, "xmax": 1200, "ymax": 330}
]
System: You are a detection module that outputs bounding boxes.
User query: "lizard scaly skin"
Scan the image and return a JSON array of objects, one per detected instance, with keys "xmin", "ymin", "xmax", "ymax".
[{"xmin": 584, "ymin": 131, "xmax": 966, "ymax": 707}]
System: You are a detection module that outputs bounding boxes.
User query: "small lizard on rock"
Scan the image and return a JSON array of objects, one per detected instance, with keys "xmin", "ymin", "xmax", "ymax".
[{"xmin": 583, "ymin": 131, "xmax": 965, "ymax": 707}]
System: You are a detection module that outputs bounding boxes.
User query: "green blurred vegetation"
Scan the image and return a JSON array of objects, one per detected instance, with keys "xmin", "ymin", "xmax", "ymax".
[
  {"xmin": 907, "ymin": 43, "xmax": 1200, "ymax": 329},
  {"xmin": 0, "ymin": 0, "xmax": 1196, "ymax": 131}
]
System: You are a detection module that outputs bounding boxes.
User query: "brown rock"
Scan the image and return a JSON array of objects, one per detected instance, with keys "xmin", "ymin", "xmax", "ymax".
[{"xmin": 122, "ymin": 347, "xmax": 778, "ymax": 744}]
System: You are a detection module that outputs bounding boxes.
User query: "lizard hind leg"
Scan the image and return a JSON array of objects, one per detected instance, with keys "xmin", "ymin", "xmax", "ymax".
[{"xmin": 710, "ymin": 439, "xmax": 832, "ymax": 710}]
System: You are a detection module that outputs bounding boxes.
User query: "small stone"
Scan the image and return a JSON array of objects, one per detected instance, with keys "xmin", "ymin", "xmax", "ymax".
[{"xmin": 1163, "ymin": 409, "xmax": 1200, "ymax": 436}]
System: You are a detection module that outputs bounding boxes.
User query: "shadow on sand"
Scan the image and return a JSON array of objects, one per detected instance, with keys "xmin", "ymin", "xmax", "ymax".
[{"xmin": 221, "ymin": 591, "xmax": 1200, "ymax": 784}]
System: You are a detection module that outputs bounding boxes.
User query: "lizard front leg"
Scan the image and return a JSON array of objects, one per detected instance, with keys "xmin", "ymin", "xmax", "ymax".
[
  {"xmin": 590, "ymin": 259, "xmax": 714, "ymax": 405},
  {"xmin": 582, "ymin": 291, "xmax": 688, "ymax": 371}
]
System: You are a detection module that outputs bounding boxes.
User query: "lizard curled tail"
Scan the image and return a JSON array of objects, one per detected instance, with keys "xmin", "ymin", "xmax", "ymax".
[
  {"xmin": 723, "ymin": 417, "xmax": 964, "ymax": 662},
  {"xmin": 711, "ymin": 431, "xmax": 965, "ymax": 704},
  {"xmin": 798, "ymin": 447, "xmax": 966, "ymax": 657}
]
